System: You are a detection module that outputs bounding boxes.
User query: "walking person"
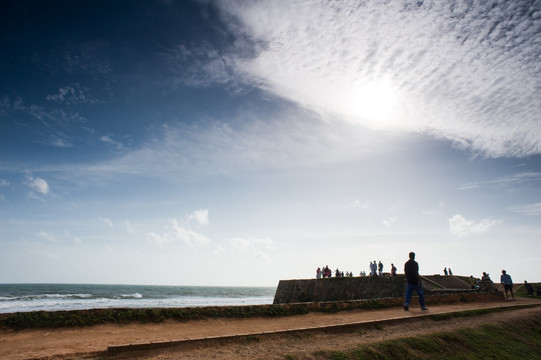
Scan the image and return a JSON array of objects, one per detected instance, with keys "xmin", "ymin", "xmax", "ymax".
[
  {"xmin": 390, "ymin": 263, "xmax": 397, "ymax": 277},
  {"xmin": 403, "ymin": 252, "xmax": 428, "ymax": 311},
  {"xmin": 500, "ymin": 270, "xmax": 515, "ymax": 300}
]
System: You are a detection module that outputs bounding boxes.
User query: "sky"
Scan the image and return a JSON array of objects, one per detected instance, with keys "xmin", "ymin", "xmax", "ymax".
[{"xmin": 1, "ymin": 0, "xmax": 540, "ymax": 287}]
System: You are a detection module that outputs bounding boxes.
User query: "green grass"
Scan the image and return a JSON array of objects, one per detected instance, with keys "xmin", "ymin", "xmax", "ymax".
[
  {"xmin": 311, "ymin": 315, "xmax": 541, "ymax": 359},
  {"xmin": 0, "ymin": 304, "xmax": 310, "ymax": 330},
  {"xmin": 0, "ymin": 299, "xmax": 399, "ymax": 330},
  {"xmin": 427, "ymin": 305, "xmax": 534, "ymax": 321}
]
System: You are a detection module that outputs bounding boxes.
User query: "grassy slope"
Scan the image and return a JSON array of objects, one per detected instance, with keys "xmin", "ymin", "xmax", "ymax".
[{"xmin": 302, "ymin": 314, "xmax": 541, "ymax": 360}]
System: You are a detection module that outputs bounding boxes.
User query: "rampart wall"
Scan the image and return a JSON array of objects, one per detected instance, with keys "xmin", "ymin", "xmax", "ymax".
[{"xmin": 273, "ymin": 275, "xmax": 483, "ymax": 304}]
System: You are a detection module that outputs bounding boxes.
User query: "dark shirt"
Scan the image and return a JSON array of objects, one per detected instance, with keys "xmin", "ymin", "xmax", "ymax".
[{"xmin": 404, "ymin": 259, "xmax": 420, "ymax": 285}]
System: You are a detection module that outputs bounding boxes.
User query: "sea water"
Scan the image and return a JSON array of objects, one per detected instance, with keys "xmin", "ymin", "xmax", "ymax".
[{"xmin": 0, "ymin": 284, "xmax": 276, "ymax": 313}]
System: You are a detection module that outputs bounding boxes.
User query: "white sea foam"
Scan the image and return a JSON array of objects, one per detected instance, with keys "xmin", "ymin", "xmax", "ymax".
[
  {"xmin": 0, "ymin": 284, "xmax": 276, "ymax": 313},
  {"xmin": 119, "ymin": 293, "xmax": 143, "ymax": 299}
]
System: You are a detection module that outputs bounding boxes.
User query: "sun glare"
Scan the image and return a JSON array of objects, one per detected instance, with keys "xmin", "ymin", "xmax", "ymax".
[{"xmin": 341, "ymin": 79, "xmax": 399, "ymax": 128}]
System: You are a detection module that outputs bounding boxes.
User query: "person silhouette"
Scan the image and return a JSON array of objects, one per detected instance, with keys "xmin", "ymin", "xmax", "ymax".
[{"xmin": 403, "ymin": 252, "xmax": 428, "ymax": 311}]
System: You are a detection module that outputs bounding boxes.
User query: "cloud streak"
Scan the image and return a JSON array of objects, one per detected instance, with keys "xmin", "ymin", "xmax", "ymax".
[
  {"xmin": 46, "ymin": 84, "xmax": 99, "ymax": 105},
  {"xmin": 49, "ymin": 109, "xmax": 389, "ymax": 186},
  {"xmin": 509, "ymin": 203, "xmax": 541, "ymax": 216},
  {"xmin": 458, "ymin": 172, "xmax": 541, "ymax": 190},
  {"xmin": 215, "ymin": 0, "xmax": 541, "ymax": 158}
]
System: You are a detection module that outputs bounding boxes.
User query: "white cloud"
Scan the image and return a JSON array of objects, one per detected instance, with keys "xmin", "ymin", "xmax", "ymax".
[
  {"xmin": 146, "ymin": 212, "xmax": 212, "ymax": 248},
  {"xmin": 213, "ymin": 244, "xmax": 225, "ymax": 254},
  {"xmin": 146, "ymin": 232, "xmax": 170, "ymax": 246},
  {"xmin": 45, "ymin": 252, "xmax": 61, "ymax": 260},
  {"xmin": 169, "ymin": 219, "xmax": 211, "ymax": 247},
  {"xmin": 215, "ymin": 1, "xmax": 541, "ymax": 158},
  {"xmin": 0, "ymin": 179, "xmax": 9, "ymax": 187},
  {"xmin": 64, "ymin": 111, "xmax": 386, "ymax": 184},
  {"xmin": 99, "ymin": 217, "xmax": 113, "ymax": 227},
  {"xmin": 64, "ymin": 230, "xmax": 82, "ymax": 244},
  {"xmin": 4, "ymin": 96, "xmax": 87, "ymax": 126},
  {"xmin": 382, "ymin": 216, "xmax": 397, "ymax": 229},
  {"xmin": 164, "ymin": 43, "xmax": 246, "ymax": 92},
  {"xmin": 72, "ymin": 237, "xmax": 82, "ymax": 244},
  {"xmin": 99, "ymin": 135, "xmax": 124, "ymax": 149},
  {"xmin": 45, "ymin": 84, "xmax": 97, "ymax": 105},
  {"xmin": 146, "ymin": 232, "xmax": 168, "ymax": 246},
  {"xmin": 347, "ymin": 200, "xmax": 371, "ymax": 212},
  {"xmin": 37, "ymin": 230, "xmax": 57, "ymax": 242},
  {"xmin": 230, "ymin": 237, "xmax": 274, "ymax": 260},
  {"xmin": 26, "ymin": 177, "xmax": 50, "ymax": 195},
  {"xmin": 125, "ymin": 221, "xmax": 136, "ymax": 234},
  {"xmin": 187, "ymin": 210, "xmax": 209, "ymax": 226},
  {"xmin": 47, "ymin": 135, "xmax": 73, "ymax": 148},
  {"xmin": 448, "ymin": 214, "xmax": 501, "ymax": 238}
]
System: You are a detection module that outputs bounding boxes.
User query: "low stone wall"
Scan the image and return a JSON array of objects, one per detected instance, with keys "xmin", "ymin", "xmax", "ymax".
[
  {"xmin": 273, "ymin": 276, "xmax": 406, "ymax": 304},
  {"xmin": 273, "ymin": 276, "xmax": 482, "ymax": 304},
  {"xmin": 272, "ymin": 291, "xmax": 505, "ymax": 313}
]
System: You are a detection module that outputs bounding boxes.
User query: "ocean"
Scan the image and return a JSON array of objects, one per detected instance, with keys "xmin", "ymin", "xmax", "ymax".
[{"xmin": 0, "ymin": 284, "xmax": 276, "ymax": 314}]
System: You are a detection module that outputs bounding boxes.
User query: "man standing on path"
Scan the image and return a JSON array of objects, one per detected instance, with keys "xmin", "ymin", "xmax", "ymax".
[
  {"xmin": 500, "ymin": 270, "xmax": 515, "ymax": 300},
  {"xmin": 404, "ymin": 252, "xmax": 428, "ymax": 311}
]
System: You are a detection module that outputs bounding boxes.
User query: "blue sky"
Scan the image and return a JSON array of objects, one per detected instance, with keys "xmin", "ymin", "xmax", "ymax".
[{"xmin": 1, "ymin": 0, "xmax": 540, "ymax": 287}]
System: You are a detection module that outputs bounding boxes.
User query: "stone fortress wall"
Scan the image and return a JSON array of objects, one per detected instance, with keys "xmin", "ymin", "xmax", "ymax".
[{"xmin": 273, "ymin": 275, "xmax": 484, "ymax": 304}]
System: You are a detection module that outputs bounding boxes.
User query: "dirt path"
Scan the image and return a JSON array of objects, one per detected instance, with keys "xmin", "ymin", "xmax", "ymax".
[{"xmin": 1, "ymin": 298, "xmax": 540, "ymax": 359}]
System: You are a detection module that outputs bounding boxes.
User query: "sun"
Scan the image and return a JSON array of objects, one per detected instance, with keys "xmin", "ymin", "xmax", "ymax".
[{"xmin": 341, "ymin": 78, "xmax": 399, "ymax": 129}]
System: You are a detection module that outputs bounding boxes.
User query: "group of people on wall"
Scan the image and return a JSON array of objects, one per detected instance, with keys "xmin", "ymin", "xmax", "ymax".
[
  {"xmin": 314, "ymin": 252, "xmax": 430, "ymax": 311},
  {"xmin": 476, "ymin": 269, "xmax": 531, "ymax": 300},
  {"xmin": 317, "ymin": 261, "xmax": 462, "ymax": 280},
  {"xmin": 316, "ymin": 265, "xmax": 356, "ymax": 278},
  {"xmin": 316, "ymin": 261, "xmax": 400, "ymax": 279},
  {"xmin": 315, "ymin": 252, "xmax": 529, "ymax": 312}
]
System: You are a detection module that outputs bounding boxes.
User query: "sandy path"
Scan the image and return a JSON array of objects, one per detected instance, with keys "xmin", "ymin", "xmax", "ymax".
[{"xmin": 1, "ymin": 298, "xmax": 540, "ymax": 359}]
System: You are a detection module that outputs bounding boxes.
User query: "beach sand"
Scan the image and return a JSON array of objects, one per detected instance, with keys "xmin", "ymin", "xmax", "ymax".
[{"xmin": 1, "ymin": 297, "xmax": 540, "ymax": 359}]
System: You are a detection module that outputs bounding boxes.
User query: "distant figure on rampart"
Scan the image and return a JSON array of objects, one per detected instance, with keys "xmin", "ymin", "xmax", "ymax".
[
  {"xmin": 322, "ymin": 265, "xmax": 331, "ymax": 278},
  {"xmin": 390, "ymin": 263, "xmax": 397, "ymax": 277},
  {"xmin": 500, "ymin": 270, "xmax": 514, "ymax": 300},
  {"xmin": 448, "ymin": 268, "xmax": 453, "ymax": 276},
  {"xmin": 476, "ymin": 272, "xmax": 496, "ymax": 292},
  {"xmin": 370, "ymin": 261, "xmax": 377, "ymax": 276},
  {"xmin": 378, "ymin": 261, "xmax": 383, "ymax": 276},
  {"xmin": 316, "ymin": 267, "xmax": 322, "ymax": 279},
  {"xmin": 524, "ymin": 281, "xmax": 534, "ymax": 296},
  {"xmin": 443, "ymin": 267, "xmax": 448, "ymax": 276},
  {"xmin": 403, "ymin": 252, "xmax": 428, "ymax": 311}
]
